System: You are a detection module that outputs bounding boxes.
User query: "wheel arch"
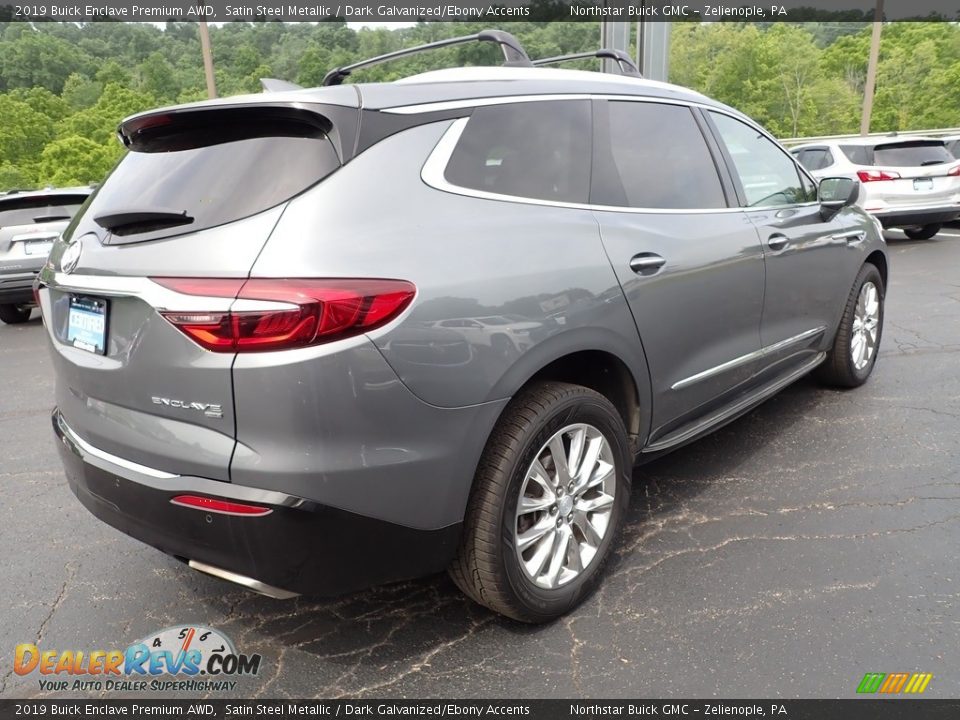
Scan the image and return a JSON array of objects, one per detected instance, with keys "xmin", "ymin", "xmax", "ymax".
[
  {"xmin": 485, "ymin": 329, "xmax": 652, "ymax": 457},
  {"xmin": 866, "ymin": 250, "xmax": 888, "ymax": 290}
]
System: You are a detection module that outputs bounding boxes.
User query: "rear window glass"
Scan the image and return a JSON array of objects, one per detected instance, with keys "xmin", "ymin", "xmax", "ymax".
[
  {"xmin": 0, "ymin": 195, "xmax": 87, "ymax": 228},
  {"xmin": 70, "ymin": 109, "xmax": 340, "ymax": 243},
  {"xmin": 873, "ymin": 141, "xmax": 953, "ymax": 167},
  {"xmin": 444, "ymin": 100, "xmax": 591, "ymax": 204}
]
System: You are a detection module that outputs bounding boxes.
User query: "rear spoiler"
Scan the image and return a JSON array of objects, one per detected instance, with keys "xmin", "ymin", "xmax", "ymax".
[{"xmin": 117, "ymin": 100, "xmax": 361, "ymax": 164}]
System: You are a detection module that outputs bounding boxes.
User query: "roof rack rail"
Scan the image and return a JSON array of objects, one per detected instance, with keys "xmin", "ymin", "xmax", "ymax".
[
  {"xmin": 321, "ymin": 29, "xmax": 532, "ymax": 87},
  {"xmin": 532, "ymin": 49, "xmax": 642, "ymax": 78}
]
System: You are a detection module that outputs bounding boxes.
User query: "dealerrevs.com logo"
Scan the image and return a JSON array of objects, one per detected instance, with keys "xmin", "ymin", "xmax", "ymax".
[{"xmin": 14, "ymin": 625, "xmax": 262, "ymax": 693}]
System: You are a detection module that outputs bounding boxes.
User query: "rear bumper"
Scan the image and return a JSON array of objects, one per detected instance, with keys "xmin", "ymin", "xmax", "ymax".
[
  {"xmin": 53, "ymin": 409, "xmax": 461, "ymax": 598},
  {"xmin": 870, "ymin": 205, "xmax": 960, "ymax": 228},
  {"xmin": 0, "ymin": 271, "xmax": 37, "ymax": 305}
]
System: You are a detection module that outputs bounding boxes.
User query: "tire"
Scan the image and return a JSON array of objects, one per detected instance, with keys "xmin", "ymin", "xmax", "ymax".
[
  {"xmin": 449, "ymin": 381, "xmax": 631, "ymax": 622},
  {"xmin": 815, "ymin": 263, "xmax": 884, "ymax": 388},
  {"xmin": 903, "ymin": 224, "xmax": 941, "ymax": 240},
  {"xmin": 0, "ymin": 304, "xmax": 32, "ymax": 325}
]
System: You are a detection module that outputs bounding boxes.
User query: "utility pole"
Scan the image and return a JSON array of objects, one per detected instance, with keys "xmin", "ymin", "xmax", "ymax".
[
  {"xmin": 198, "ymin": 12, "xmax": 217, "ymax": 99},
  {"xmin": 860, "ymin": 0, "xmax": 883, "ymax": 136}
]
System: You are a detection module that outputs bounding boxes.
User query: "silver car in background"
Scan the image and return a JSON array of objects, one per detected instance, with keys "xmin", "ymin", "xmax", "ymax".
[
  {"xmin": 0, "ymin": 188, "xmax": 91, "ymax": 324},
  {"xmin": 791, "ymin": 137, "xmax": 960, "ymax": 239}
]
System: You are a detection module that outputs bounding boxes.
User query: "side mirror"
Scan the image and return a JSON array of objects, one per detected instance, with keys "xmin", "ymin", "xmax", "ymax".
[{"xmin": 819, "ymin": 177, "xmax": 860, "ymax": 220}]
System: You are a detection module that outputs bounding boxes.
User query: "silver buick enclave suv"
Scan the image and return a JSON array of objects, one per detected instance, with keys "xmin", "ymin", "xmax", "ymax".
[{"xmin": 40, "ymin": 31, "xmax": 887, "ymax": 622}]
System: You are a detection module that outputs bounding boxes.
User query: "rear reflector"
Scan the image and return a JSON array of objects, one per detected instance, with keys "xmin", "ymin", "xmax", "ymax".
[
  {"xmin": 152, "ymin": 278, "xmax": 416, "ymax": 352},
  {"xmin": 171, "ymin": 494, "xmax": 272, "ymax": 517},
  {"xmin": 857, "ymin": 169, "xmax": 901, "ymax": 182}
]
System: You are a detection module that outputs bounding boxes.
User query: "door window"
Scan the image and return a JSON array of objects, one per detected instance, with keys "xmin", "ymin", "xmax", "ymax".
[
  {"xmin": 592, "ymin": 101, "xmax": 727, "ymax": 210},
  {"xmin": 710, "ymin": 112, "xmax": 816, "ymax": 207}
]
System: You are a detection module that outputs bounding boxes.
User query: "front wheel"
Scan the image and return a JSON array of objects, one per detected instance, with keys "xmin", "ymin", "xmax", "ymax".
[
  {"xmin": 815, "ymin": 264, "xmax": 884, "ymax": 388},
  {"xmin": 449, "ymin": 381, "xmax": 631, "ymax": 622},
  {"xmin": 903, "ymin": 224, "xmax": 941, "ymax": 240},
  {"xmin": 0, "ymin": 304, "xmax": 32, "ymax": 324}
]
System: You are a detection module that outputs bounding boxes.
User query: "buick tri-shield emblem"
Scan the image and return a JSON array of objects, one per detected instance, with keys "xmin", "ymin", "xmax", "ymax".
[{"xmin": 60, "ymin": 241, "xmax": 82, "ymax": 274}]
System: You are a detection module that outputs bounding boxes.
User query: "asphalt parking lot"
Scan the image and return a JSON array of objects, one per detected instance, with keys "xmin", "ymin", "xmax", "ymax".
[{"xmin": 2, "ymin": 230, "xmax": 959, "ymax": 700}]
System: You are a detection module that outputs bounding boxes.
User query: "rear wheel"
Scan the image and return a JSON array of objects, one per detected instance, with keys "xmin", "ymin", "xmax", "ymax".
[
  {"xmin": 815, "ymin": 264, "xmax": 884, "ymax": 388},
  {"xmin": 903, "ymin": 224, "xmax": 941, "ymax": 240},
  {"xmin": 0, "ymin": 304, "xmax": 32, "ymax": 324},
  {"xmin": 449, "ymin": 381, "xmax": 631, "ymax": 622}
]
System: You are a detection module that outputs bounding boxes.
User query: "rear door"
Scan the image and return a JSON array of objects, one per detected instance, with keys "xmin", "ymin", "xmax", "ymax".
[
  {"xmin": 39, "ymin": 103, "xmax": 351, "ymax": 481},
  {"xmin": 705, "ymin": 110, "xmax": 861, "ymax": 371},
  {"xmin": 591, "ymin": 99, "xmax": 766, "ymax": 442}
]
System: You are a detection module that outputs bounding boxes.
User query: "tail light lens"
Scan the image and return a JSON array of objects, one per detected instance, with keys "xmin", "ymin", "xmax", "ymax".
[
  {"xmin": 857, "ymin": 169, "xmax": 901, "ymax": 182},
  {"xmin": 948, "ymin": 165, "xmax": 960, "ymax": 176},
  {"xmin": 152, "ymin": 278, "xmax": 416, "ymax": 352}
]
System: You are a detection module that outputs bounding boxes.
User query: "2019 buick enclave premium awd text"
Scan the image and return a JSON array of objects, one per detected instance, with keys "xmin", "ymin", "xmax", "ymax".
[{"xmin": 39, "ymin": 32, "xmax": 887, "ymax": 622}]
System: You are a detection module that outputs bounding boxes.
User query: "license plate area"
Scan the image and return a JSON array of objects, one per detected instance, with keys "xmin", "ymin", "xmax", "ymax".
[
  {"xmin": 913, "ymin": 178, "xmax": 934, "ymax": 191},
  {"xmin": 24, "ymin": 240, "xmax": 54, "ymax": 256},
  {"xmin": 67, "ymin": 296, "xmax": 108, "ymax": 355}
]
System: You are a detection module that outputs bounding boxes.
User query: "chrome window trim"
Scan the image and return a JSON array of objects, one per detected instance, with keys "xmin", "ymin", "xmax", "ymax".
[
  {"xmin": 419, "ymin": 96, "xmax": 819, "ymax": 214},
  {"xmin": 671, "ymin": 326, "xmax": 827, "ymax": 391}
]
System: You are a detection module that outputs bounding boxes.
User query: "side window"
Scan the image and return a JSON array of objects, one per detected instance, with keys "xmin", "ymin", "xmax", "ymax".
[
  {"xmin": 839, "ymin": 144, "xmax": 869, "ymax": 166},
  {"xmin": 709, "ymin": 112, "xmax": 814, "ymax": 207},
  {"xmin": 592, "ymin": 101, "xmax": 726, "ymax": 210},
  {"xmin": 444, "ymin": 100, "xmax": 591, "ymax": 204},
  {"xmin": 793, "ymin": 149, "xmax": 818, "ymax": 171},
  {"xmin": 795, "ymin": 148, "xmax": 832, "ymax": 172}
]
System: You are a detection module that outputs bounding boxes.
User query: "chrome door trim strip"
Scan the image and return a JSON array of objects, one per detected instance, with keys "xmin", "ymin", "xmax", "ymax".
[{"xmin": 670, "ymin": 326, "xmax": 827, "ymax": 391}]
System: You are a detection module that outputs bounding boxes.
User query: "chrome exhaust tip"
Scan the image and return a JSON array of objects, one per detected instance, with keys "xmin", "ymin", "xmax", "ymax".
[{"xmin": 188, "ymin": 560, "xmax": 300, "ymax": 600}]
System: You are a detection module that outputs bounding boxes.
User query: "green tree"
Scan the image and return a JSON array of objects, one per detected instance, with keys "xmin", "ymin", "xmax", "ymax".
[{"xmin": 38, "ymin": 135, "xmax": 116, "ymax": 186}]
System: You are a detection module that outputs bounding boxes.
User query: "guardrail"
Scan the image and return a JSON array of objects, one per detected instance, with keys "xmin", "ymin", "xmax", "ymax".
[{"xmin": 780, "ymin": 128, "xmax": 960, "ymax": 146}]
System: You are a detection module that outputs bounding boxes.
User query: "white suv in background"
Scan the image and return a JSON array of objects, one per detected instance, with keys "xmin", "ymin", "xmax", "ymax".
[{"xmin": 791, "ymin": 137, "xmax": 960, "ymax": 239}]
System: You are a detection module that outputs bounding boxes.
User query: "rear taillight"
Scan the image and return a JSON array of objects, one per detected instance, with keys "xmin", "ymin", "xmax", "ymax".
[
  {"xmin": 857, "ymin": 169, "xmax": 901, "ymax": 182},
  {"xmin": 948, "ymin": 165, "xmax": 960, "ymax": 176},
  {"xmin": 152, "ymin": 278, "xmax": 416, "ymax": 353}
]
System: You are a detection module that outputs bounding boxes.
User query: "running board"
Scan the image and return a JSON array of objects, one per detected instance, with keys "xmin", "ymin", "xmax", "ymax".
[
  {"xmin": 188, "ymin": 560, "xmax": 300, "ymax": 600},
  {"xmin": 643, "ymin": 353, "xmax": 826, "ymax": 454}
]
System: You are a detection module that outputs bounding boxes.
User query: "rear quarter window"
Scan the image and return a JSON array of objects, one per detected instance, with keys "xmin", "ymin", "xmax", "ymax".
[
  {"xmin": 839, "ymin": 145, "xmax": 870, "ymax": 166},
  {"xmin": 443, "ymin": 100, "xmax": 592, "ymax": 204}
]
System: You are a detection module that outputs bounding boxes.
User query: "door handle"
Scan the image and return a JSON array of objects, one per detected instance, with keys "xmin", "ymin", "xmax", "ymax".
[
  {"xmin": 767, "ymin": 234, "xmax": 789, "ymax": 251},
  {"xmin": 831, "ymin": 230, "xmax": 866, "ymax": 243},
  {"xmin": 629, "ymin": 253, "xmax": 667, "ymax": 274}
]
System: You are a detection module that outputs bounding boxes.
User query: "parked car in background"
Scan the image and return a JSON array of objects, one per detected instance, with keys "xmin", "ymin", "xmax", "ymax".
[
  {"xmin": 40, "ymin": 32, "xmax": 887, "ymax": 622},
  {"xmin": 0, "ymin": 187, "xmax": 91, "ymax": 324},
  {"xmin": 791, "ymin": 137, "xmax": 960, "ymax": 239}
]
